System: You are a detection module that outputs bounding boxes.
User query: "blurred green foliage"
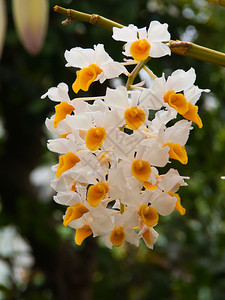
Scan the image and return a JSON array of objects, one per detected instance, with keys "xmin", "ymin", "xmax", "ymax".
[{"xmin": 1, "ymin": 0, "xmax": 225, "ymax": 299}]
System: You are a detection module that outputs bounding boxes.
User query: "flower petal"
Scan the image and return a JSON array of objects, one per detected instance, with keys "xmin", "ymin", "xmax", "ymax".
[
  {"xmin": 75, "ymin": 225, "xmax": 92, "ymax": 245},
  {"xmin": 104, "ymin": 86, "xmax": 129, "ymax": 109},
  {"xmin": 65, "ymin": 47, "xmax": 94, "ymax": 68},
  {"xmin": 166, "ymin": 68, "xmax": 196, "ymax": 92},
  {"xmin": 148, "ymin": 41, "xmax": 171, "ymax": 58},
  {"xmin": 151, "ymin": 190, "xmax": 177, "ymax": 216},
  {"xmin": 147, "ymin": 21, "xmax": 170, "ymax": 42},
  {"xmin": 112, "ymin": 25, "xmax": 138, "ymax": 42}
]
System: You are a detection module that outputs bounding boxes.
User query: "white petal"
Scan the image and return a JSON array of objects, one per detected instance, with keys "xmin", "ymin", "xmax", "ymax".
[
  {"xmin": 125, "ymin": 229, "xmax": 139, "ymax": 246},
  {"xmin": 158, "ymin": 169, "xmax": 188, "ymax": 193},
  {"xmin": 139, "ymin": 75, "xmax": 166, "ymax": 109},
  {"xmin": 47, "ymin": 139, "xmax": 69, "ymax": 154},
  {"xmin": 94, "ymin": 44, "xmax": 112, "ymax": 65},
  {"xmin": 71, "ymin": 99, "xmax": 90, "ymax": 114},
  {"xmin": 184, "ymin": 85, "xmax": 210, "ymax": 105},
  {"xmin": 64, "ymin": 47, "xmax": 94, "ymax": 68},
  {"xmin": 41, "ymin": 82, "xmax": 70, "ymax": 102},
  {"xmin": 138, "ymin": 27, "xmax": 148, "ymax": 40},
  {"xmin": 123, "ymin": 42, "xmax": 132, "ymax": 57},
  {"xmin": 101, "ymin": 61, "xmax": 128, "ymax": 81},
  {"xmin": 141, "ymin": 227, "xmax": 159, "ymax": 249},
  {"xmin": 166, "ymin": 68, "xmax": 196, "ymax": 92},
  {"xmin": 147, "ymin": 21, "xmax": 170, "ymax": 42},
  {"xmin": 164, "ymin": 120, "xmax": 192, "ymax": 145},
  {"xmin": 88, "ymin": 99, "xmax": 106, "ymax": 113},
  {"xmin": 66, "ymin": 114, "xmax": 93, "ymax": 131},
  {"xmin": 123, "ymin": 208, "xmax": 139, "ymax": 229},
  {"xmin": 51, "ymin": 174, "xmax": 74, "ymax": 192},
  {"xmin": 53, "ymin": 191, "xmax": 81, "ymax": 206},
  {"xmin": 104, "ymin": 109, "xmax": 122, "ymax": 129},
  {"xmin": 139, "ymin": 86, "xmax": 164, "ymax": 110},
  {"xmin": 104, "ymin": 233, "xmax": 113, "ymax": 249},
  {"xmin": 45, "ymin": 116, "xmax": 71, "ymax": 136},
  {"xmin": 151, "ymin": 190, "xmax": 177, "ymax": 216},
  {"xmin": 104, "ymin": 86, "xmax": 129, "ymax": 109},
  {"xmin": 112, "ymin": 25, "xmax": 138, "ymax": 42},
  {"xmin": 150, "ymin": 109, "xmax": 177, "ymax": 134},
  {"xmin": 143, "ymin": 143, "xmax": 170, "ymax": 167},
  {"xmin": 91, "ymin": 214, "xmax": 114, "ymax": 237},
  {"xmin": 148, "ymin": 41, "xmax": 171, "ymax": 58}
]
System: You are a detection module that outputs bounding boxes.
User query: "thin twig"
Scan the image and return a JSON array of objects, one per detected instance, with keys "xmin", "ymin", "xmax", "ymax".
[
  {"xmin": 71, "ymin": 96, "xmax": 104, "ymax": 102},
  {"xmin": 143, "ymin": 66, "xmax": 158, "ymax": 79}
]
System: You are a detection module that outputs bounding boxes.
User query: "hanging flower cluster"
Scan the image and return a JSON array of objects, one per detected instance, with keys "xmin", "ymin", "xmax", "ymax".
[{"xmin": 42, "ymin": 20, "xmax": 209, "ymax": 249}]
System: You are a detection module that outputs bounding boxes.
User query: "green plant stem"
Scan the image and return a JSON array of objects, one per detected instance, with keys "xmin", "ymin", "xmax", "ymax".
[
  {"xmin": 143, "ymin": 65, "xmax": 157, "ymax": 79},
  {"xmin": 126, "ymin": 58, "xmax": 151, "ymax": 90},
  {"xmin": 54, "ymin": 6, "xmax": 225, "ymax": 67},
  {"xmin": 169, "ymin": 40, "xmax": 225, "ymax": 67},
  {"xmin": 54, "ymin": 5, "xmax": 123, "ymax": 30},
  {"xmin": 206, "ymin": 0, "xmax": 225, "ymax": 7}
]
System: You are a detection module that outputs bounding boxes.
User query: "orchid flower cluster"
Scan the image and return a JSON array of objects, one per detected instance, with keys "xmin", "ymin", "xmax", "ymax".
[{"xmin": 42, "ymin": 21, "xmax": 209, "ymax": 249}]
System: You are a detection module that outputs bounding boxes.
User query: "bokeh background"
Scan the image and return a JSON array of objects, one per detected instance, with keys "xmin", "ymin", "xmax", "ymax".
[{"xmin": 1, "ymin": 0, "xmax": 225, "ymax": 299}]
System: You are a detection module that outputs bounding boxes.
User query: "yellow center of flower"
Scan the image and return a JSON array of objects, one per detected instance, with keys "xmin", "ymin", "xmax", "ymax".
[
  {"xmin": 168, "ymin": 192, "xmax": 186, "ymax": 215},
  {"xmin": 56, "ymin": 152, "xmax": 80, "ymax": 178},
  {"xmin": 71, "ymin": 180, "xmax": 77, "ymax": 192},
  {"xmin": 60, "ymin": 133, "xmax": 70, "ymax": 139},
  {"xmin": 183, "ymin": 102, "xmax": 203, "ymax": 128},
  {"xmin": 130, "ymin": 39, "xmax": 151, "ymax": 62},
  {"xmin": 87, "ymin": 182, "xmax": 109, "ymax": 207},
  {"xmin": 124, "ymin": 106, "xmax": 146, "ymax": 130},
  {"xmin": 143, "ymin": 182, "xmax": 158, "ymax": 191},
  {"xmin": 142, "ymin": 228, "xmax": 153, "ymax": 245},
  {"xmin": 131, "ymin": 159, "xmax": 151, "ymax": 182},
  {"xmin": 138, "ymin": 205, "xmax": 159, "ymax": 227},
  {"xmin": 63, "ymin": 203, "xmax": 89, "ymax": 227},
  {"xmin": 72, "ymin": 64, "xmax": 103, "ymax": 93},
  {"xmin": 75, "ymin": 225, "xmax": 92, "ymax": 245},
  {"xmin": 163, "ymin": 90, "xmax": 189, "ymax": 115},
  {"xmin": 110, "ymin": 226, "xmax": 126, "ymax": 247},
  {"xmin": 164, "ymin": 142, "xmax": 188, "ymax": 164},
  {"xmin": 54, "ymin": 101, "xmax": 74, "ymax": 128},
  {"xmin": 85, "ymin": 127, "xmax": 106, "ymax": 151}
]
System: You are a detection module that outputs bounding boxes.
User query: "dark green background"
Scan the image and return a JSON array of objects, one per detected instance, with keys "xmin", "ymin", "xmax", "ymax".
[{"xmin": 0, "ymin": 0, "xmax": 225, "ymax": 299}]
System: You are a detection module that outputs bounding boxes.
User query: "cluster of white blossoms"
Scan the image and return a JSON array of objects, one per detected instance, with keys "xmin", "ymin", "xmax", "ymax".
[{"xmin": 42, "ymin": 21, "xmax": 209, "ymax": 249}]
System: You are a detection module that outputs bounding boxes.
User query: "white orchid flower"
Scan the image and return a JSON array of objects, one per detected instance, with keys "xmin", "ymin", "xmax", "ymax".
[
  {"xmin": 65, "ymin": 44, "xmax": 128, "ymax": 93},
  {"xmin": 112, "ymin": 21, "xmax": 171, "ymax": 61}
]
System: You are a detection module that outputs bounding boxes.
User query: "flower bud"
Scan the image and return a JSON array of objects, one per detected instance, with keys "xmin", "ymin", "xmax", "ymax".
[
  {"xmin": 12, "ymin": 0, "xmax": 49, "ymax": 55},
  {"xmin": 0, "ymin": 0, "xmax": 7, "ymax": 59}
]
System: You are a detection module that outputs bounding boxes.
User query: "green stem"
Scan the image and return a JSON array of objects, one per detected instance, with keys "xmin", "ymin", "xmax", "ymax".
[
  {"xmin": 54, "ymin": 5, "xmax": 225, "ymax": 68},
  {"xmin": 206, "ymin": 0, "xmax": 225, "ymax": 7},
  {"xmin": 143, "ymin": 65, "xmax": 157, "ymax": 79},
  {"xmin": 54, "ymin": 5, "xmax": 123, "ymax": 31},
  {"xmin": 126, "ymin": 58, "xmax": 151, "ymax": 90},
  {"xmin": 169, "ymin": 40, "xmax": 225, "ymax": 67}
]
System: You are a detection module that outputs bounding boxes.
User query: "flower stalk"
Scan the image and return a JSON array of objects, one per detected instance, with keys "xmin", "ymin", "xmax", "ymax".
[
  {"xmin": 126, "ymin": 58, "xmax": 150, "ymax": 90},
  {"xmin": 54, "ymin": 5, "xmax": 225, "ymax": 68}
]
